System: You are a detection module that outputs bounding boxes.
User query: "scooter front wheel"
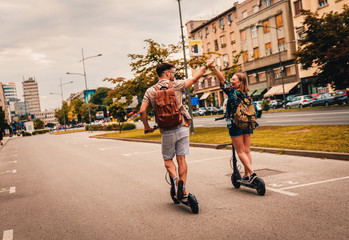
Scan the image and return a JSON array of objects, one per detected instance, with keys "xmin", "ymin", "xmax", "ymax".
[
  {"xmin": 254, "ymin": 178, "xmax": 266, "ymax": 196},
  {"xmin": 188, "ymin": 193, "xmax": 199, "ymax": 214},
  {"xmin": 231, "ymin": 173, "xmax": 241, "ymax": 189}
]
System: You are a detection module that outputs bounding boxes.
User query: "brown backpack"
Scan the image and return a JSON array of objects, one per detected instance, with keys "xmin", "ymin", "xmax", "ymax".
[
  {"xmin": 233, "ymin": 95, "xmax": 258, "ymax": 130},
  {"xmin": 154, "ymin": 81, "xmax": 183, "ymax": 129}
]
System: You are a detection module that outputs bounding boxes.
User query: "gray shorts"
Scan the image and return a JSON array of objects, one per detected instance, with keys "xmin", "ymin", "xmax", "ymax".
[{"xmin": 161, "ymin": 126, "xmax": 190, "ymax": 160}]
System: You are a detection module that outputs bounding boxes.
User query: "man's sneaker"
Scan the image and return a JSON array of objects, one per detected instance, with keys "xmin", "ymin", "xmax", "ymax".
[
  {"xmin": 248, "ymin": 173, "xmax": 257, "ymax": 183},
  {"xmin": 242, "ymin": 176, "xmax": 249, "ymax": 181},
  {"xmin": 176, "ymin": 179, "xmax": 184, "ymax": 200}
]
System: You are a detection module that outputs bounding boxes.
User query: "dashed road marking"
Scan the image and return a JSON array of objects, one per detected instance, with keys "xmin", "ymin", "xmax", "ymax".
[
  {"xmin": 3, "ymin": 229, "xmax": 13, "ymax": 240},
  {"xmin": 122, "ymin": 150, "xmax": 160, "ymax": 157},
  {"xmin": 0, "ymin": 170, "xmax": 16, "ymax": 175},
  {"xmin": 0, "ymin": 187, "xmax": 16, "ymax": 194},
  {"xmin": 281, "ymin": 176, "xmax": 349, "ymax": 190},
  {"xmin": 267, "ymin": 187, "xmax": 298, "ymax": 196}
]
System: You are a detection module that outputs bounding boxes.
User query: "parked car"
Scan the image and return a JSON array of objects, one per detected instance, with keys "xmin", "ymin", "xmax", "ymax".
[
  {"xmin": 310, "ymin": 93, "xmax": 336, "ymax": 107},
  {"xmin": 286, "ymin": 95, "xmax": 313, "ymax": 109},
  {"xmin": 311, "ymin": 93, "xmax": 322, "ymax": 100},
  {"xmin": 206, "ymin": 106, "xmax": 220, "ymax": 115},
  {"xmin": 332, "ymin": 90, "xmax": 347, "ymax": 105},
  {"xmin": 269, "ymin": 99, "xmax": 283, "ymax": 109},
  {"xmin": 193, "ymin": 107, "xmax": 207, "ymax": 116}
]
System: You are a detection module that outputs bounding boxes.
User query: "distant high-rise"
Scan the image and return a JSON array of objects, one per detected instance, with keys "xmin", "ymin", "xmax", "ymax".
[
  {"xmin": 3, "ymin": 82, "xmax": 18, "ymax": 102},
  {"xmin": 22, "ymin": 77, "xmax": 41, "ymax": 115}
]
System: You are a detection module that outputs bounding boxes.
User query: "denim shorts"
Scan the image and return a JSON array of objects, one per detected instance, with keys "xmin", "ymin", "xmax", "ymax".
[
  {"xmin": 228, "ymin": 124, "xmax": 253, "ymax": 137},
  {"xmin": 161, "ymin": 126, "xmax": 190, "ymax": 160}
]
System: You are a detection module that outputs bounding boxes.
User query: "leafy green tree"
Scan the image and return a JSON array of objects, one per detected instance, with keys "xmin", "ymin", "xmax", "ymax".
[
  {"xmin": 34, "ymin": 119, "xmax": 45, "ymax": 129},
  {"xmin": 294, "ymin": 5, "xmax": 349, "ymax": 90},
  {"xmin": 0, "ymin": 107, "xmax": 9, "ymax": 130},
  {"xmin": 109, "ymin": 102, "xmax": 127, "ymax": 133},
  {"xmin": 104, "ymin": 39, "xmax": 185, "ymax": 111},
  {"xmin": 54, "ymin": 101, "xmax": 69, "ymax": 125}
]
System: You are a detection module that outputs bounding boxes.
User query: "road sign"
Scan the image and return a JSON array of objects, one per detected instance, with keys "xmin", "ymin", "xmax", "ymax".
[{"xmin": 191, "ymin": 97, "xmax": 199, "ymax": 106}]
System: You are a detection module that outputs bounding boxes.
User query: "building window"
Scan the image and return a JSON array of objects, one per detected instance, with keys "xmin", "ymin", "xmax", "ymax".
[
  {"xmin": 220, "ymin": 36, "xmax": 226, "ymax": 48},
  {"xmin": 253, "ymin": 47, "xmax": 260, "ymax": 59},
  {"xmin": 266, "ymin": 0, "xmax": 271, "ymax": 7},
  {"xmin": 274, "ymin": 68, "xmax": 282, "ymax": 79},
  {"xmin": 219, "ymin": 18, "xmax": 224, "ymax": 29},
  {"xmin": 286, "ymin": 65, "xmax": 296, "ymax": 76},
  {"xmin": 263, "ymin": 20, "xmax": 270, "ymax": 33},
  {"xmin": 242, "ymin": 11, "xmax": 248, "ymax": 19},
  {"xmin": 276, "ymin": 14, "xmax": 283, "ymax": 28},
  {"xmin": 228, "ymin": 14, "xmax": 233, "ymax": 24},
  {"xmin": 240, "ymin": 30, "xmax": 246, "ymax": 41},
  {"xmin": 216, "ymin": 57, "xmax": 221, "ymax": 68},
  {"xmin": 278, "ymin": 38, "xmax": 286, "ymax": 51},
  {"xmin": 296, "ymin": 26, "xmax": 305, "ymax": 40},
  {"xmin": 265, "ymin": 42, "xmax": 272, "ymax": 56},
  {"xmin": 230, "ymin": 32, "xmax": 236, "ymax": 44},
  {"xmin": 243, "ymin": 51, "xmax": 249, "ymax": 62},
  {"xmin": 205, "ymin": 27, "xmax": 209, "ymax": 37},
  {"xmin": 207, "ymin": 42, "xmax": 211, "ymax": 52},
  {"xmin": 248, "ymin": 74, "xmax": 257, "ymax": 84},
  {"xmin": 318, "ymin": 0, "xmax": 328, "ymax": 7},
  {"xmin": 198, "ymin": 31, "xmax": 202, "ymax": 39},
  {"xmin": 212, "ymin": 23, "xmax": 217, "ymax": 33},
  {"xmin": 258, "ymin": 72, "xmax": 267, "ymax": 82},
  {"xmin": 214, "ymin": 39, "xmax": 219, "ymax": 51},
  {"xmin": 223, "ymin": 54, "xmax": 229, "ymax": 68},
  {"xmin": 251, "ymin": 26, "xmax": 257, "ymax": 38},
  {"xmin": 294, "ymin": 0, "xmax": 303, "ymax": 15},
  {"xmin": 253, "ymin": 5, "xmax": 259, "ymax": 13}
]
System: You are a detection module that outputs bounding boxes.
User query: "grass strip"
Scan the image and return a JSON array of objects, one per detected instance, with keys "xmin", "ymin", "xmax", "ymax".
[{"xmin": 95, "ymin": 125, "xmax": 349, "ymax": 153}]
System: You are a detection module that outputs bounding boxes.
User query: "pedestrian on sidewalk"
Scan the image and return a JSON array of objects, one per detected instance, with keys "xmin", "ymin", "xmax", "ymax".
[
  {"xmin": 0, "ymin": 128, "xmax": 3, "ymax": 145},
  {"xmin": 212, "ymin": 64, "xmax": 259, "ymax": 183},
  {"xmin": 140, "ymin": 60, "xmax": 214, "ymax": 200}
]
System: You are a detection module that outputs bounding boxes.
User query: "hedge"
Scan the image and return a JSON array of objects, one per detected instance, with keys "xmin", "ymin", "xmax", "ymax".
[{"xmin": 85, "ymin": 123, "xmax": 136, "ymax": 131}]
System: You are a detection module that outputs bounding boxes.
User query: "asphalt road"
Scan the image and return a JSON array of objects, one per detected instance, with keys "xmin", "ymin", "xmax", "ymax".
[
  {"xmin": 192, "ymin": 107, "xmax": 349, "ymax": 127},
  {"xmin": 1, "ymin": 132, "xmax": 348, "ymax": 239}
]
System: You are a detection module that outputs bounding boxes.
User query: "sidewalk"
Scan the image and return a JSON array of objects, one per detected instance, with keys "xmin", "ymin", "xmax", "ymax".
[
  {"xmin": 0, "ymin": 137, "xmax": 10, "ymax": 150},
  {"xmin": 90, "ymin": 135, "xmax": 349, "ymax": 161}
]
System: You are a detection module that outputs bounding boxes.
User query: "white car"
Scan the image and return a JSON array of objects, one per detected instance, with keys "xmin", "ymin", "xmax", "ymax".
[{"xmin": 286, "ymin": 95, "xmax": 313, "ymax": 109}]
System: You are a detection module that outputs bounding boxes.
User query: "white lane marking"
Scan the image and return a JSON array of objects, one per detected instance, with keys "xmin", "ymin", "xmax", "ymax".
[
  {"xmin": 188, "ymin": 156, "xmax": 228, "ymax": 164},
  {"xmin": 0, "ymin": 170, "xmax": 16, "ymax": 175},
  {"xmin": 0, "ymin": 187, "xmax": 16, "ymax": 194},
  {"xmin": 122, "ymin": 150, "xmax": 160, "ymax": 157},
  {"xmin": 9, "ymin": 187, "xmax": 16, "ymax": 193},
  {"xmin": 3, "ymin": 229, "xmax": 13, "ymax": 240},
  {"xmin": 267, "ymin": 187, "xmax": 298, "ymax": 196},
  {"xmin": 281, "ymin": 176, "xmax": 349, "ymax": 190}
]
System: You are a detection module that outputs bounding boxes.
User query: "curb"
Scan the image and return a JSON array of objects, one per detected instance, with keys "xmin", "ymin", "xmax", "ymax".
[{"xmin": 90, "ymin": 136, "xmax": 349, "ymax": 161}]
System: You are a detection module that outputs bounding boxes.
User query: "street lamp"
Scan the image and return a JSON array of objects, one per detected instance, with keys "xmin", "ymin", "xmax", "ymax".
[
  {"xmin": 50, "ymin": 78, "xmax": 73, "ymax": 131},
  {"xmin": 176, "ymin": 0, "xmax": 195, "ymax": 134},
  {"xmin": 256, "ymin": 24, "xmax": 286, "ymax": 108},
  {"xmin": 67, "ymin": 49, "xmax": 102, "ymax": 132}
]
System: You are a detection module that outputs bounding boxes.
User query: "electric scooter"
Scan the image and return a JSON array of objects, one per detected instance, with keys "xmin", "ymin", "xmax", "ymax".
[
  {"xmin": 215, "ymin": 116, "xmax": 266, "ymax": 196},
  {"xmin": 145, "ymin": 125, "xmax": 199, "ymax": 213}
]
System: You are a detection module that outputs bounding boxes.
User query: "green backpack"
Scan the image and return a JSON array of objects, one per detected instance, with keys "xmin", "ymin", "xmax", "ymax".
[{"xmin": 233, "ymin": 95, "xmax": 258, "ymax": 130}]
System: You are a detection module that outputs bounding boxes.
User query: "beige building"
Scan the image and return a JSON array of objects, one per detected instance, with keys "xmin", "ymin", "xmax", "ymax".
[
  {"xmin": 35, "ymin": 110, "xmax": 58, "ymax": 125},
  {"xmin": 237, "ymin": 0, "xmax": 300, "ymax": 99},
  {"xmin": 290, "ymin": 0, "xmax": 348, "ymax": 94},
  {"xmin": 23, "ymin": 77, "xmax": 41, "ymax": 115},
  {"xmin": 186, "ymin": 4, "xmax": 239, "ymax": 107}
]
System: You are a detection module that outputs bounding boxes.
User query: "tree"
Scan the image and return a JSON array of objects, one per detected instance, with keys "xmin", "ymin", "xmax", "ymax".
[
  {"xmin": 0, "ymin": 107, "xmax": 9, "ymax": 130},
  {"xmin": 294, "ymin": 5, "xmax": 349, "ymax": 90},
  {"xmin": 54, "ymin": 101, "xmax": 69, "ymax": 125},
  {"xmin": 109, "ymin": 102, "xmax": 127, "ymax": 133},
  {"xmin": 34, "ymin": 119, "xmax": 44, "ymax": 130}
]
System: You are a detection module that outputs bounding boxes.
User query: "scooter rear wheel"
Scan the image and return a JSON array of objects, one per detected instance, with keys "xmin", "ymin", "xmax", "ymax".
[
  {"xmin": 188, "ymin": 194, "xmax": 199, "ymax": 214},
  {"xmin": 255, "ymin": 178, "xmax": 266, "ymax": 196},
  {"xmin": 231, "ymin": 173, "xmax": 241, "ymax": 189},
  {"xmin": 170, "ymin": 187, "xmax": 180, "ymax": 204}
]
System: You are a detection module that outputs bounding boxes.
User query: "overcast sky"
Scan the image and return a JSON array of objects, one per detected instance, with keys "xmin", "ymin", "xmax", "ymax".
[{"xmin": 0, "ymin": 0, "xmax": 238, "ymax": 110}]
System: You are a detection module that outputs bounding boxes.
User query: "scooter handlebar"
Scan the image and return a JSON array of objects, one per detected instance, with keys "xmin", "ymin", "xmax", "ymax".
[{"xmin": 144, "ymin": 125, "xmax": 158, "ymax": 134}]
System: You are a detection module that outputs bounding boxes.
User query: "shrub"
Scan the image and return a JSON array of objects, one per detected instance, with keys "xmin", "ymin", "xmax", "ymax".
[
  {"xmin": 133, "ymin": 116, "xmax": 141, "ymax": 122},
  {"xmin": 261, "ymin": 100, "xmax": 270, "ymax": 111},
  {"xmin": 23, "ymin": 132, "xmax": 32, "ymax": 136},
  {"xmin": 121, "ymin": 123, "xmax": 136, "ymax": 131}
]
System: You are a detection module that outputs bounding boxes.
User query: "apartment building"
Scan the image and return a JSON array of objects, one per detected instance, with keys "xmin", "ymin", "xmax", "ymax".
[
  {"xmin": 22, "ymin": 77, "xmax": 41, "ymax": 115},
  {"xmin": 237, "ymin": 0, "xmax": 300, "ymax": 99},
  {"xmin": 186, "ymin": 4, "xmax": 239, "ymax": 107},
  {"xmin": 35, "ymin": 110, "xmax": 58, "ymax": 125},
  {"xmin": 3, "ymin": 82, "xmax": 19, "ymax": 120},
  {"xmin": 290, "ymin": 0, "xmax": 348, "ymax": 94}
]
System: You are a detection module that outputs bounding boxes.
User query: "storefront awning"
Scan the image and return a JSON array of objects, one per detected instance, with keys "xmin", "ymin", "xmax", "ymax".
[
  {"xmin": 251, "ymin": 88, "xmax": 267, "ymax": 97},
  {"xmin": 199, "ymin": 92, "xmax": 210, "ymax": 100},
  {"xmin": 264, "ymin": 82, "xmax": 299, "ymax": 97},
  {"xmin": 248, "ymin": 90, "xmax": 256, "ymax": 96}
]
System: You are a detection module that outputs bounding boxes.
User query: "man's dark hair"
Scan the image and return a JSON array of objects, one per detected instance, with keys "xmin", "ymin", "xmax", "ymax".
[{"xmin": 156, "ymin": 62, "xmax": 174, "ymax": 77}]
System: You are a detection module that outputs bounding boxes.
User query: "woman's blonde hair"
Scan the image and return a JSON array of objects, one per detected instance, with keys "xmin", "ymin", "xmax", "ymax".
[{"xmin": 235, "ymin": 72, "xmax": 249, "ymax": 93}]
